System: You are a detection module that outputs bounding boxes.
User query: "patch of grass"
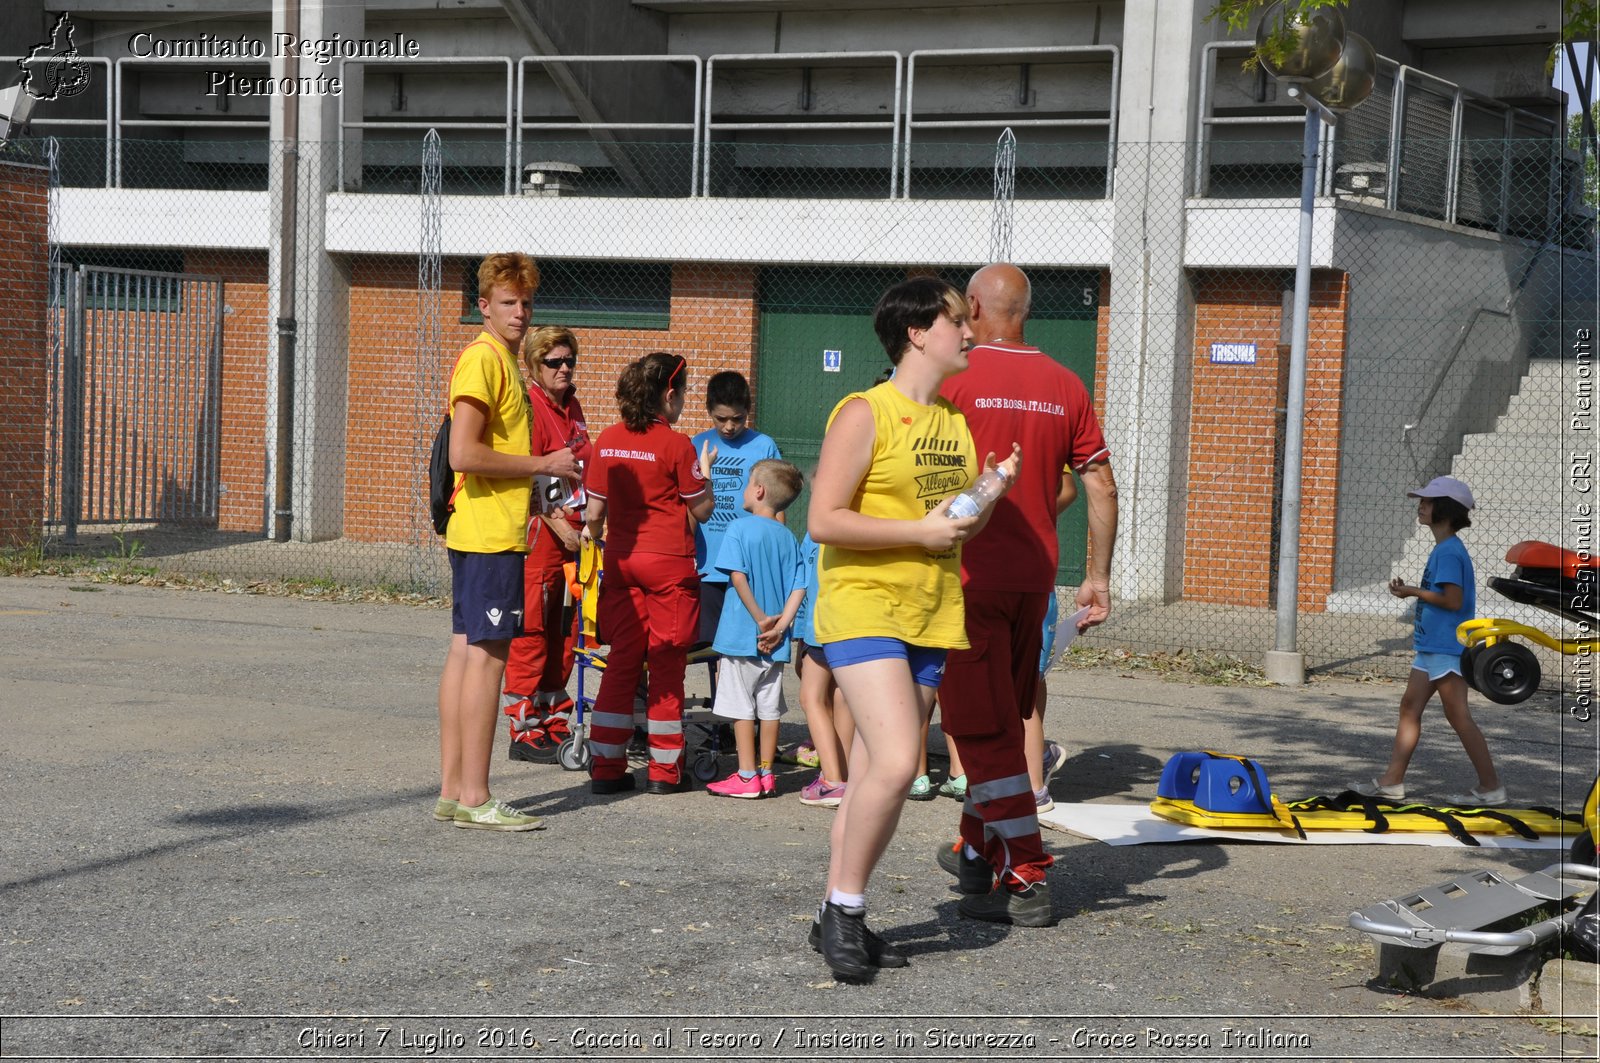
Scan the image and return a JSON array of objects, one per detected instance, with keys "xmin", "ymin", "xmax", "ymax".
[{"xmin": 1058, "ymin": 644, "xmax": 1272, "ymax": 686}]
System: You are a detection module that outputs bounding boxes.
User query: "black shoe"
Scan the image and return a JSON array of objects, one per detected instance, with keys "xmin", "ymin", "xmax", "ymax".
[
  {"xmin": 808, "ymin": 914, "xmax": 908, "ymax": 968},
  {"xmin": 645, "ymin": 774, "xmax": 693, "ymax": 795},
  {"xmin": 818, "ymin": 902, "xmax": 876, "ymax": 981},
  {"xmin": 591, "ymin": 774, "xmax": 636, "ymax": 795},
  {"xmin": 508, "ymin": 734, "xmax": 559, "ymax": 764},
  {"xmin": 937, "ymin": 841, "xmax": 995, "ymax": 895},
  {"xmin": 958, "ymin": 881, "xmax": 1056, "ymax": 927}
]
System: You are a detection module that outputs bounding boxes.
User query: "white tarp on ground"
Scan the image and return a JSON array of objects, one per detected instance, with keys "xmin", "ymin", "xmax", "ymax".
[{"xmin": 1039, "ymin": 801, "xmax": 1571, "ymax": 849}]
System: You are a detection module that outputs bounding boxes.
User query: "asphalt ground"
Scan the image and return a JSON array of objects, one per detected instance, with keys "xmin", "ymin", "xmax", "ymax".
[{"xmin": 1, "ymin": 574, "xmax": 1597, "ymax": 1062}]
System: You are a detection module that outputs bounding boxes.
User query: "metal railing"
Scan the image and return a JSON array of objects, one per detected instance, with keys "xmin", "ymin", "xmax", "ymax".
[
  {"xmin": 1195, "ymin": 40, "xmax": 1561, "ymax": 235},
  {"xmin": 337, "ymin": 56, "xmax": 515, "ymax": 194},
  {"xmin": 702, "ymin": 50, "xmax": 904, "ymax": 198},
  {"xmin": 0, "ymin": 55, "xmax": 112, "ymax": 185},
  {"xmin": 902, "ymin": 45, "xmax": 1120, "ymax": 198},
  {"xmin": 113, "ymin": 57, "xmax": 271, "ymax": 188},
  {"xmin": 515, "ymin": 55, "xmax": 703, "ymax": 197}
]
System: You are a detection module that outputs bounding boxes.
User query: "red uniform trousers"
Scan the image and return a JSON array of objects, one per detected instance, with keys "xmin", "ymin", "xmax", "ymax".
[
  {"xmin": 503, "ymin": 528, "xmax": 577, "ymax": 704},
  {"xmin": 587, "ymin": 551, "xmax": 700, "ymax": 783},
  {"xmin": 938, "ymin": 588, "xmax": 1055, "ymax": 886}
]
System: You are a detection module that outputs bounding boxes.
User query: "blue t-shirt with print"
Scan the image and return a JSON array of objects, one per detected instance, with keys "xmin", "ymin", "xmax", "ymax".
[
  {"xmin": 691, "ymin": 426, "xmax": 782, "ymax": 582},
  {"xmin": 711, "ymin": 516, "xmax": 804, "ymax": 662},
  {"xmin": 1413, "ymin": 535, "xmax": 1476, "ymax": 655},
  {"xmin": 791, "ymin": 532, "xmax": 822, "ymax": 646}
]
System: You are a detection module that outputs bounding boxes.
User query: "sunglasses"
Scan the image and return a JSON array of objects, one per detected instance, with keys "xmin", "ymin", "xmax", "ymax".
[{"xmin": 540, "ymin": 355, "xmax": 577, "ymax": 369}]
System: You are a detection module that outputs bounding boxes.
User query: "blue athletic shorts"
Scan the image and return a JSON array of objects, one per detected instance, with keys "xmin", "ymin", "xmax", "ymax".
[
  {"xmin": 449, "ymin": 549, "xmax": 526, "ymax": 644},
  {"xmin": 1412, "ymin": 650, "xmax": 1463, "ymax": 681},
  {"xmin": 1039, "ymin": 593, "xmax": 1060, "ymax": 677},
  {"xmin": 823, "ymin": 636, "xmax": 947, "ymax": 688},
  {"xmin": 799, "ymin": 642, "xmax": 828, "ymax": 668}
]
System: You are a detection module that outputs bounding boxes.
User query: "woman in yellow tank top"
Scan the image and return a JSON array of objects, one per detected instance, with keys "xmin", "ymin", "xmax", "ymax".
[{"xmin": 806, "ymin": 276, "xmax": 1021, "ymax": 981}]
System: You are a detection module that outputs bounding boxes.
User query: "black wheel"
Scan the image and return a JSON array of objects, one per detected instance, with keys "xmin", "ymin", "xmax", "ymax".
[
  {"xmin": 1472, "ymin": 642, "xmax": 1541, "ymax": 705},
  {"xmin": 557, "ymin": 735, "xmax": 590, "ymax": 772},
  {"xmin": 691, "ymin": 750, "xmax": 720, "ymax": 783},
  {"xmin": 1571, "ymin": 829, "xmax": 1598, "ymax": 867},
  {"xmin": 1461, "ymin": 644, "xmax": 1482, "ymax": 693}
]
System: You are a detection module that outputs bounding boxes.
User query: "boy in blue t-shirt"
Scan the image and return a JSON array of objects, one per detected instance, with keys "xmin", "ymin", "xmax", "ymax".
[
  {"xmin": 705, "ymin": 459, "xmax": 806, "ymax": 799},
  {"xmin": 1350, "ymin": 476, "xmax": 1505, "ymax": 807},
  {"xmin": 691, "ymin": 371, "xmax": 783, "ymax": 644}
]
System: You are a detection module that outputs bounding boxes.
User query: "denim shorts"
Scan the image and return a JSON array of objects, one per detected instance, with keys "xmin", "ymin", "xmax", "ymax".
[
  {"xmin": 1039, "ymin": 592, "xmax": 1060, "ymax": 677},
  {"xmin": 822, "ymin": 636, "xmax": 947, "ymax": 688},
  {"xmin": 1412, "ymin": 650, "xmax": 1463, "ymax": 681}
]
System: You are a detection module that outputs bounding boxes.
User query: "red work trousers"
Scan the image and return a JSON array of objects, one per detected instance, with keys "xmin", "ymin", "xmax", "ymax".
[
  {"xmin": 503, "ymin": 545, "xmax": 576, "ymax": 700},
  {"xmin": 938, "ymin": 588, "xmax": 1054, "ymax": 886},
  {"xmin": 588, "ymin": 551, "xmax": 700, "ymax": 783}
]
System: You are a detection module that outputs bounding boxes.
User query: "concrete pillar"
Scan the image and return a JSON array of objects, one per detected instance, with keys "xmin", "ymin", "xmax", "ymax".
[
  {"xmin": 266, "ymin": 0, "xmax": 362, "ymax": 542},
  {"xmin": 1102, "ymin": 0, "xmax": 1209, "ymax": 603}
]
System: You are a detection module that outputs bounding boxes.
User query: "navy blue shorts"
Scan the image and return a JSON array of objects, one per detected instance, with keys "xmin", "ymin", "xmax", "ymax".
[
  {"xmin": 823, "ymin": 636, "xmax": 947, "ymax": 689},
  {"xmin": 449, "ymin": 549, "xmax": 526, "ymax": 644}
]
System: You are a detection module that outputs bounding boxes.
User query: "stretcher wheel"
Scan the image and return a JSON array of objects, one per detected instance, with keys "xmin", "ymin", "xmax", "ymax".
[
  {"xmin": 1472, "ymin": 642, "xmax": 1541, "ymax": 705},
  {"xmin": 557, "ymin": 734, "xmax": 590, "ymax": 772},
  {"xmin": 691, "ymin": 750, "xmax": 720, "ymax": 783},
  {"xmin": 1460, "ymin": 644, "xmax": 1482, "ymax": 692},
  {"xmin": 1572, "ymin": 829, "xmax": 1598, "ymax": 867}
]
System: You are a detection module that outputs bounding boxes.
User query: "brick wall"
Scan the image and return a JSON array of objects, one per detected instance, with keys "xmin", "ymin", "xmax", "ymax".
[
  {"xmin": 188, "ymin": 250, "xmax": 270, "ymax": 534},
  {"xmin": 1183, "ymin": 269, "xmax": 1348, "ymax": 610},
  {"xmin": 0, "ymin": 163, "xmax": 48, "ymax": 547},
  {"xmin": 342, "ymin": 258, "xmax": 759, "ymax": 543}
]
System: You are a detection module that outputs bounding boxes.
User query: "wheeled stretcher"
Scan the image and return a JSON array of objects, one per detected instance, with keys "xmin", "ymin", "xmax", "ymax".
[{"xmin": 558, "ymin": 539, "xmax": 728, "ymax": 781}]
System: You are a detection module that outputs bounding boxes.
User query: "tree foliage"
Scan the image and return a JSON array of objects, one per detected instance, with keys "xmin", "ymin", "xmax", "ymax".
[{"xmin": 1208, "ymin": 0, "xmax": 1594, "ymax": 74}]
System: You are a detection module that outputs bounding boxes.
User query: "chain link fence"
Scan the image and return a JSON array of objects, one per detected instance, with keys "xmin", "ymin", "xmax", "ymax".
[{"xmin": 2, "ymin": 128, "xmax": 1594, "ymax": 686}]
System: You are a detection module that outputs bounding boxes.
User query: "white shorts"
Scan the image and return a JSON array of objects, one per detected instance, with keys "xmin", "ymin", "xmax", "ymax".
[{"xmin": 712, "ymin": 656, "xmax": 786, "ymax": 722}]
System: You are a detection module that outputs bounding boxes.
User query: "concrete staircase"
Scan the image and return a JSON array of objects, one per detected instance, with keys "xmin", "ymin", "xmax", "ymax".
[
  {"xmin": 1393, "ymin": 359, "xmax": 1575, "ymax": 627},
  {"xmin": 1328, "ymin": 360, "xmax": 1580, "ymax": 635}
]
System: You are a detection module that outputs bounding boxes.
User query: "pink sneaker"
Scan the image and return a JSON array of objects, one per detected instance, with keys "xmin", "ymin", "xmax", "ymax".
[
  {"xmin": 799, "ymin": 774, "xmax": 846, "ymax": 807},
  {"xmin": 706, "ymin": 771, "xmax": 764, "ymax": 799},
  {"xmin": 759, "ymin": 771, "xmax": 777, "ymax": 796}
]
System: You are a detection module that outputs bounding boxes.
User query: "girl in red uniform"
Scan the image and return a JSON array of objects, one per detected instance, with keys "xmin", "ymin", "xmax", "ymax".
[
  {"xmin": 583, "ymin": 352, "xmax": 716, "ymax": 794},
  {"xmin": 503, "ymin": 326, "xmax": 591, "ymax": 761}
]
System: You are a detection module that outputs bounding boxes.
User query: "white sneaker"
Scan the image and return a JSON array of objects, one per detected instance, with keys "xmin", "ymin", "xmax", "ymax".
[
  {"xmin": 1350, "ymin": 778, "xmax": 1406, "ymax": 801},
  {"xmin": 1441, "ymin": 785, "xmax": 1507, "ymax": 808}
]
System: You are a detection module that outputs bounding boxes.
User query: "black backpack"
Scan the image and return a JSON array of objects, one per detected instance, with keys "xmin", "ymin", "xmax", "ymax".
[{"xmin": 428, "ymin": 415, "xmax": 458, "ymax": 534}]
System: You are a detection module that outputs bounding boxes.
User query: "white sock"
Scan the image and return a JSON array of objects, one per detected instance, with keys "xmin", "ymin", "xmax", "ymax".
[
  {"xmin": 962, "ymin": 843, "xmax": 981, "ymax": 860},
  {"xmin": 828, "ymin": 889, "xmax": 865, "ymax": 910}
]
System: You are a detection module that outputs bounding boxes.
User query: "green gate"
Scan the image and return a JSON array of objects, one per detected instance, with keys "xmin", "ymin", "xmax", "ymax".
[{"xmin": 754, "ymin": 266, "xmax": 1101, "ymax": 586}]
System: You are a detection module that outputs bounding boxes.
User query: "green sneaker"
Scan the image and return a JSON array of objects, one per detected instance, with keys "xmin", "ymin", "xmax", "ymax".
[
  {"xmin": 432, "ymin": 798, "xmax": 458, "ymax": 822},
  {"xmin": 453, "ymin": 798, "xmax": 545, "ymax": 832},
  {"xmin": 938, "ymin": 774, "xmax": 968, "ymax": 800},
  {"xmin": 908, "ymin": 774, "xmax": 935, "ymax": 801}
]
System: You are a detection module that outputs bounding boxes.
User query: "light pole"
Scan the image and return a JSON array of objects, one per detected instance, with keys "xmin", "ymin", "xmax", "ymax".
[{"xmin": 1255, "ymin": 1, "xmax": 1375, "ymax": 685}]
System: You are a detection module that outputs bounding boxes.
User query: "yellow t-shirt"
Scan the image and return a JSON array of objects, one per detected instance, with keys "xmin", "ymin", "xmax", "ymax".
[
  {"xmin": 814, "ymin": 381, "xmax": 976, "ymax": 649},
  {"xmin": 444, "ymin": 332, "xmax": 532, "ymax": 554}
]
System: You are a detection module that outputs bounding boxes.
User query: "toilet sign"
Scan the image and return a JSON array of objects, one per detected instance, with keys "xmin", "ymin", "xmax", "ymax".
[
  {"xmin": 822, "ymin": 348, "xmax": 842, "ymax": 373},
  {"xmin": 1209, "ymin": 342, "xmax": 1257, "ymax": 365}
]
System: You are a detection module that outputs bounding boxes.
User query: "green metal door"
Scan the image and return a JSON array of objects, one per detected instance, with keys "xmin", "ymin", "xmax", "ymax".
[
  {"xmin": 754, "ymin": 266, "xmax": 904, "ymax": 545},
  {"xmin": 754, "ymin": 266, "xmax": 1101, "ymax": 586}
]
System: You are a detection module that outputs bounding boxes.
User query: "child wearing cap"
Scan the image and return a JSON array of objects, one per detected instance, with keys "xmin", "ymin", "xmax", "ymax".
[{"xmin": 1351, "ymin": 476, "xmax": 1506, "ymax": 808}]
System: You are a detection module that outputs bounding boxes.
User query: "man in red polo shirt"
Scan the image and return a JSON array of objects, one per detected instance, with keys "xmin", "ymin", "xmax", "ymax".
[{"xmin": 936, "ymin": 263, "xmax": 1119, "ymax": 926}]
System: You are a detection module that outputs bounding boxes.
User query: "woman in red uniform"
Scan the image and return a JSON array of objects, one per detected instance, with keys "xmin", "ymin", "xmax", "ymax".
[
  {"xmin": 503, "ymin": 326, "xmax": 591, "ymax": 760},
  {"xmin": 583, "ymin": 352, "xmax": 716, "ymax": 794}
]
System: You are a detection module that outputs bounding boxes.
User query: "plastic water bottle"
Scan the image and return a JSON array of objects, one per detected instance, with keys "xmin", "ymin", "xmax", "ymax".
[{"xmin": 945, "ymin": 466, "xmax": 1010, "ymax": 520}]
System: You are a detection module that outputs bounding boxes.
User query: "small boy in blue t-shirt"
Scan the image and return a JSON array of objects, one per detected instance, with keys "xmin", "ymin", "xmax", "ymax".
[
  {"xmin": 705, "ymin": 459, "xmax": 806, "ymax": 800},
  {"xmin": 1351, "ymin": 476, "xmax": 1505, "ymax": 808},
  {"xmin": 692, "ymin": 371, "xmax": 783, "ymax": 644}
]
